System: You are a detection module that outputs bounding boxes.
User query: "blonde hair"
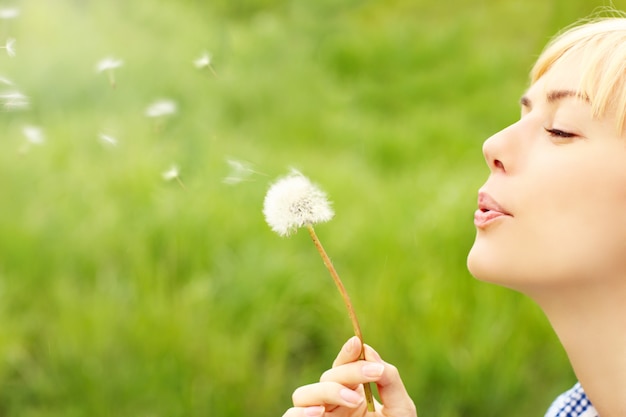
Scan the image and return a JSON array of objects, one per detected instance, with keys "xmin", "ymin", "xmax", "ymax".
[{"xmin": 530, "ymin": 15, "xmax": 626, "ymax": 132}]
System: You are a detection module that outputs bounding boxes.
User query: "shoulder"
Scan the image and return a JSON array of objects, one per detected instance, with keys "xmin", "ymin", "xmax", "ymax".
[{"xmin": 544, "ymin": 382, "xmax": 599, "ymax": 417}]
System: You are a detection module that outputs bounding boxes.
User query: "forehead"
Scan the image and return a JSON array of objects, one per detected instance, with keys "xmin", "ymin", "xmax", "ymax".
[{"xmin": 526, "ymin": 52, "xmax": 585, "ymax": 99}]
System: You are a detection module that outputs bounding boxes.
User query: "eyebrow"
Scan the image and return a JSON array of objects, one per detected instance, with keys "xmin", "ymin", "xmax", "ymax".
[{"xmin": 520, "ymin": 89, "xmax": 590, "ymax": 107}]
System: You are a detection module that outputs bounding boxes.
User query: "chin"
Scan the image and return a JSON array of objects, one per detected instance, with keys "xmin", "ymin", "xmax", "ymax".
[
  {"xmin": 466, "ymin": 246, "xmax": 493, "ymax": 282},
  {"xmin": 467, "ymin": 243, "xmax": 546, "ymax": 295},
  {"xmin": 466, "ymin": 240, "xmax": 519, "ymax": 287}
]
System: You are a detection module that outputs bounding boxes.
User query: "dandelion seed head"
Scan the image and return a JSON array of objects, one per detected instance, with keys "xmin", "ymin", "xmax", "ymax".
[
  {"xmin": 145, "ymin": 99, "xmax": 177, "ymax": 118},
  {"xmin": 0, "ymin": 7, "xmax": 19, "ymax": 19},
  {"xmin": 96, "ymin": 56, "xmax": 124, "ymax": 73},
  {"xmin": 263, "ymin": 170, "xmax": 334, "ymax": 237}
]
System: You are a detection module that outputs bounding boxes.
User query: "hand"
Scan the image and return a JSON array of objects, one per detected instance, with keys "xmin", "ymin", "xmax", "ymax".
[{"xmin": 282, "ymin": 336, "xmax": 417, "ymax": 417}]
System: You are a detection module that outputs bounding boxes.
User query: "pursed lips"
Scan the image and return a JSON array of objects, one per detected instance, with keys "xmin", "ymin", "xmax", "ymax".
[{"xmin": 474, "ymin": 191, "xmax": 512, "ymax": 228}]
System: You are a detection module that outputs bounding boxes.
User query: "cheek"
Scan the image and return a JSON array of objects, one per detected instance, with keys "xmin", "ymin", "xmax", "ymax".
[
  {"xmin": 548, "ymin": 177, "xmax": 626, "ymax": 276},
  {"xmin": 539, "ymin": 157, "xmax": 626, "ymax": 242},
  {"xmin": 531, "ymin": 170, "xmax": 626, "ymax": 277},
  {"xmin": 524, "ymin": 146, "xmax": 626, "ymax": 240}
]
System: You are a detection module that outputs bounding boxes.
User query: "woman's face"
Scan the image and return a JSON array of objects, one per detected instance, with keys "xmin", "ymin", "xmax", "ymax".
[{"xmin": 467, "ymin": 52, "xmax": 626, "ymax": 293}]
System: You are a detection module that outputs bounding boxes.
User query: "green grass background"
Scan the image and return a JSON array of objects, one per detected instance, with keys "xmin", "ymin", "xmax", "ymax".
[{"xmin": 0, "ymin": 0, "xmax": 623, "ymax": 416}]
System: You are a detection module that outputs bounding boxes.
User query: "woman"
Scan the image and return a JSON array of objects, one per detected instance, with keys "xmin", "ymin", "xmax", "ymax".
[{"xmin": 282, "ymin": 13, "xmax": 626, "ymax": 417}]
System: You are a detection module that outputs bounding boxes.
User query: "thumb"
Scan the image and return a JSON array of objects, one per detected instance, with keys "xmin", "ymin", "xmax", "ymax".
[{"xmin": 332, "ymin": 336, "xmax": 363, "ymax": 367}]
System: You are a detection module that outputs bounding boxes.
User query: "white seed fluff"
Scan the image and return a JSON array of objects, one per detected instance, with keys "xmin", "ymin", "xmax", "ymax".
[
  {"xmin": 145, "ymin": 99, "xmax": 177, "ymax": 118},
  {"xmin": 95, "ymin": 57, "xmax": 124, "ymax": 73},
  {"xmin": 263, "ymin": 170, "xmax": 334, "ymax": 237}
]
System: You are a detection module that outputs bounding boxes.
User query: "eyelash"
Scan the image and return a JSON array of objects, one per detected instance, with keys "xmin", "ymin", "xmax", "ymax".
[{"xmin": 544, "ymin": 128, "xmax": 577, "ymax": 139}]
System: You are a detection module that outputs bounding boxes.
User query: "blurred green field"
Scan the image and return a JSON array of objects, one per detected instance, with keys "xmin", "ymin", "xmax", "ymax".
[{"xmin": 0, "ymin": 0, "xmax": 624, "ymax": 416}]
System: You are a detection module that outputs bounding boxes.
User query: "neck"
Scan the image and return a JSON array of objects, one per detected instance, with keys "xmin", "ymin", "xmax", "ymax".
[{"xmin": 530, "ymin": 279, "xmax": 626, "ymax": 417}]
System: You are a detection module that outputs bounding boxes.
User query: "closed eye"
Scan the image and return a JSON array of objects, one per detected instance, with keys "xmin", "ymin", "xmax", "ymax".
[{"xmin": 544, "ymin": 128, "xmax": 577, "ymax": 139}]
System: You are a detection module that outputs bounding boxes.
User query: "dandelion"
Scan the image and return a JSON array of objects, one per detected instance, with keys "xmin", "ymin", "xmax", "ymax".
[
  {"xmin": 263, "ymin": 170, "xmax": 334, "ymax": 236},
  {"xmin": 262, "ymin": 169, "xmax": 375, "ymax": 411},
  {"xmin": 0, "ymin": 7, "xmax": 19, "ymax": 20},
  {"xmin": 162, "ymin": 164, "xmax": 186, "ymax": 189},
  {"xmin": 1, "ymin": 37, "xmax": 16, "ymax": 57},
  {"xmin": 96, "ymin": 56, "xmax": 123, "ymax": 88},
  {"xmin": 193, "ymin": 51, "xmax": 218, "ymax": 77}
]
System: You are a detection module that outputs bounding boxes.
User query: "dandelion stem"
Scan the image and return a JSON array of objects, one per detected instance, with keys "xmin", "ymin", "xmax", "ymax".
[
  {"xmin": 175, "ymin": 177, "xmax": 186, "ymax": 190},
  {"xmin": 306, "ymin": 224, "xmax": 376, "ymax": 412},
  {"xmin": 107, "ymin": 70, "xmax": 116, "ymax": 88},
  {"xmin": 208, "ymin": 64, "xmax": 219, "ymax": 78}
]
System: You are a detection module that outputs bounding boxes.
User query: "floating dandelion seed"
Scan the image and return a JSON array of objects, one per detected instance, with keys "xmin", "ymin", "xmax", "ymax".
[
  {"xmin": 222, "ymin": 158, "xmax": 261, "ymax": 185},
  {"xmin": 98, "ymin": 132, "xmax": 118, "ymax": 147},
  {"xmin": 262, "ymin": 169, "xmax": 375, "ymax": 411},
  {"xmin": 193, "ymin": 51, "xmax": 218, "ymax": 77},
  {"xmin": 96, "ymin": 57, "xmax": 123, "ymax": 73},
  {"xmin": 1, "ymin": 38, "xmax": 16, "ymax": 57},
  {"xmin": 22, "ymin": 125, "xmax": 45, "ymax": 145},
  {"xmin": 145, "ymin": 99, "xmax": 177, "ymax": 132},
  {"xmin": 145, "ymin": 99, "xmax": 177, "ymax": 117},
  {"xmin": 96, "ymin": 56, "xmax": 123, "ymax": 88},
  {"xmin": 1, "ymin": 90, "xmax": 29, "ymax": 110},
  {"xmin": 193, "ymin": 52, "xmax": 211, "ymax": 68},
  {"xmin": 19, "ymin": 125, "xmax": 45, "ymax": 153},
  {"xmin": 162, "ymin": 165, "xmax": 179, "ymax": 181},
  {"xmin": 4, "ymin": 99, "xmax": 28, "ymax": 110},
  {"xmin": 0, "ymin": 75, "xmax": 13, "ymax": 85},
  {"xmin": 0, "ymin": 7, "xmax": 19, "ymax": 19},
  {"xmin": 162, "ymin": 164, "xmax": 186, "ymax": 189},
  {"xmin": 0, "ymin": 91, "xmax": 26, "ymax": 100}
]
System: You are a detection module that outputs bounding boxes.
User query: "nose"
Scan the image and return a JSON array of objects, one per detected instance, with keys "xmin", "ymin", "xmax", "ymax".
[
  {"xmin": 482, "ymin": 135, "xmax": 506, "ymax": 173},
  {"xmin": 482, "ymin": 122, "xmax": 519, "ymax": 174}
]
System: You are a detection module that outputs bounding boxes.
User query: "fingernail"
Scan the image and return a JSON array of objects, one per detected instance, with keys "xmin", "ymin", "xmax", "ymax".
[
  {"xmin": 304, "ymin": 405, "xmax": 325, "ymax": 416},
  {"xmin": 340, "ymin": 388, "xmax": 363, "ymax": 406},
  {"xmin": 344, "ymin": 336, "xmax": 359, "ymax": 354},
  {"xmin": 362, "ymin": 363, "xmax": 385, "ymax": 378},
  {"xmin": 365, "ymin": 344, "xmax": 383, "ymax": 363}
]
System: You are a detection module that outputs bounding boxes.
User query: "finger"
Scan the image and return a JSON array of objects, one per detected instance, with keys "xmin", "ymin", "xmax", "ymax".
[
  {"xmin": 320, "ymin": 360, "xmax": 385, "ymax": 388},
  {"xmin": 292, "ymin": 381, "xmax": 365, "ymax": 409},
  {"xmin": 282, "ymin": 406, "xmax": 325, "ymax": 417},
  {"xmin": 332, "ymin": 336, "xmax": 363, "ymax": 367},
  {"xmin": 364, "ymin": 345, "xmax": 417, "ymax": 416}
]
